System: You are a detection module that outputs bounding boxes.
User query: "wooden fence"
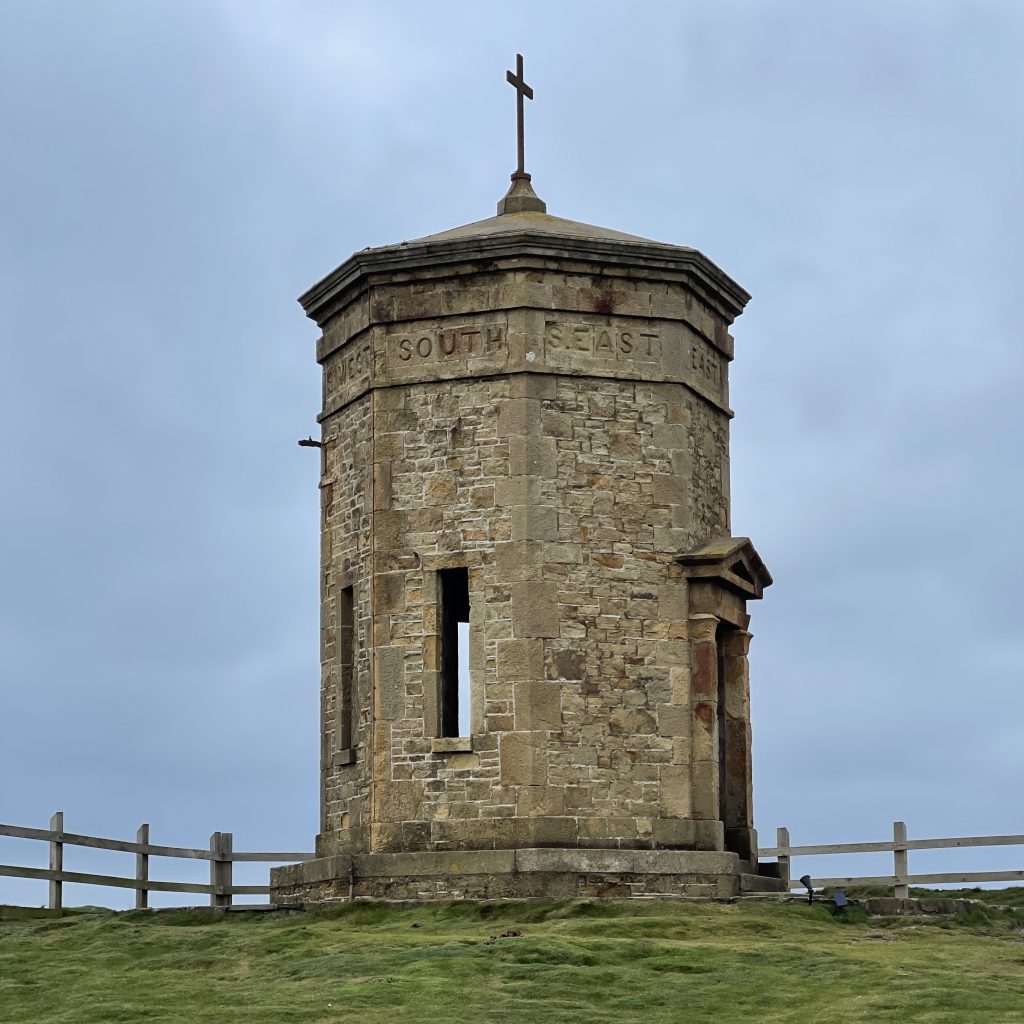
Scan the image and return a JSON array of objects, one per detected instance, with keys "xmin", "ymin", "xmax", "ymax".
[
  {"xmin": 762, "ymin": 821, "xmax": 1024, "ymax": 897},
  {"xmin": 4, "ymin": 815, "xmax": 1022, "ymax": 909},
  {"xmin": 0, "ymin": 813, "xmax": 313, "ymax": 910}
]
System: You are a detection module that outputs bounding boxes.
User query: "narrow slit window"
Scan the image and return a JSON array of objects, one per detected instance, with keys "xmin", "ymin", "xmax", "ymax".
[
  {"xmin": 438, "ymin": 568, "xmax": 470, "ymax": 737},
  {"xmin": 337, "ymin": 585, "xmax": 354, "ymax": 756}
]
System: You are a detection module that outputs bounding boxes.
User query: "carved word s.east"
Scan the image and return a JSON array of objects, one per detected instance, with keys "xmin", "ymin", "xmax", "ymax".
[{"xmin": 545, "ymin": 321, "xmax": 660, "ymax": 359}]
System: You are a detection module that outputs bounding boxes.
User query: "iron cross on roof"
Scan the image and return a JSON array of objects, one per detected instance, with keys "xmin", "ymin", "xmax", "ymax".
[{"xmin": 506, "ymin": 53, "xmax": 533, "ymax": 177}]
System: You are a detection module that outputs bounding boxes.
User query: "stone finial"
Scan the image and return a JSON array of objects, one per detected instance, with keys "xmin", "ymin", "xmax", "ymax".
[{"xmin": 497, "ymin": 172, "xmax": 547, "ymax": 216}]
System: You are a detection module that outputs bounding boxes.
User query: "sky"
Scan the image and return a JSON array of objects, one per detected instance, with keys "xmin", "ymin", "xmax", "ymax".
[{"xmin": 1, "ymin": 0, "xmax": 1022, "ymax": 907}]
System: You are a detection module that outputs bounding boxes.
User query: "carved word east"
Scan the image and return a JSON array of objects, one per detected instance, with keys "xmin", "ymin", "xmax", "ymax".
[{"xmin": 690, "ymin": 344, "xmax": 721, "ymax": 387}]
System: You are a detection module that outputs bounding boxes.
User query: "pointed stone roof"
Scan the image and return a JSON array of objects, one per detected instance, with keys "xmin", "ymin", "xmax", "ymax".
[
  {"xmin": 677, "ymin": 537, "xmax": 773, "ymax": 600},
  {"xmin": 299, "ymin": 179, "xmax": 750, "ymax": 326},
  {"xmin": 408, "ymin": 209, "xmax": 663, "ymax": 247}
]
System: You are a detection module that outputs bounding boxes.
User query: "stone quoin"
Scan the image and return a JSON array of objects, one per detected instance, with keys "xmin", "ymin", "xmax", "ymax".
[{"xmin": 271, "ymin": 57, "xmax": 782, "ymax": 903}]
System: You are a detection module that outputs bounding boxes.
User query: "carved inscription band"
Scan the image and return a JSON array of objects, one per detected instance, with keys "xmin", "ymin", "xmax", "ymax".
[
  {"xmin": 546, "ymin": 321, "xmax": 660, "ymax": 360},
  {"xmin": 395, "ymin": 325, "xmax": 505, "ymax": 363},
  {"xmin": 324, "ymin": 318, "xmax": 726, "ymax": 418}
]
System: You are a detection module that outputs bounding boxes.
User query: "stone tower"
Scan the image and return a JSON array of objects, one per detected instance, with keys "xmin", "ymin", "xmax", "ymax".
[{"xmin": 271, "ymin": 165, "xmax": 780, "ymax": 902}]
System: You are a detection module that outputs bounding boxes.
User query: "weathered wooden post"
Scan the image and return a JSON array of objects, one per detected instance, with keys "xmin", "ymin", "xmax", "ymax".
[
  {"xmin": 135, "ymin": 823, "xmax": 150, "ymax": 910},
  {"xmin": 893, "ymin": 820, "xmax": 909, "ymax": 898},
  {"xmin": 209, "ymin": 831, "xmax": 232, "ymax": 908},
  {"xmin": 48, "ymin": 811, "xmax": 63, "ymax": 913},
  {"xmin": 776, "ymin": 826, "xmax": 791, "ymax": 888}
]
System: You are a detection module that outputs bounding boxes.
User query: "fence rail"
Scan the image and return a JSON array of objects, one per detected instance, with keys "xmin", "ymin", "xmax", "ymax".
[
  {"xmin": 0, "ymin": 814, "xmax": 314, "ymax": 911},
  {"xmin": 5, "ymin": 815, "xmax": 1020, "ymax": 909},
  {"xmin": 762, "ymin": 821, "xmax": 1024, "ymax": 897}
]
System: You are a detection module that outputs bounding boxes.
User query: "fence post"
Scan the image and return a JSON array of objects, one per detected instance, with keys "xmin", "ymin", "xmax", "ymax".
[
  {"xmin": 776, "ymin": 826, "xmax": 791, "ymax": 888},
  {"xmin": 209, "ymin": 831, "xmax": 232, "ymax": 909},
  {"xmin": 48, "ymin": 811, "xmax": 63, "ymax": 913},
  {"xmin": 135, "ymin": 823, "xmax": 150, "ymax": 910},
  {"xmin": 893, "ymin": 820, "xmax": 909, "ymax": 898}
]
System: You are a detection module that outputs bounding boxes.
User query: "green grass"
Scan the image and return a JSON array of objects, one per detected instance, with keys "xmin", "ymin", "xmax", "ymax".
[{"xmin": 2, "ymin": 895, "xmax": 1023, "ymax": 1023}]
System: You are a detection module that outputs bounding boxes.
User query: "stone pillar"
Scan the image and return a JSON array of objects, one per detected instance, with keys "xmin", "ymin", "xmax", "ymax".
[
  {"xmin": 720, "ymin": 628, "xmax": 756, "ymax": 863},
  {"xmin": 688, "ymin": 613, "xmax": 721, "ymax": 836}
]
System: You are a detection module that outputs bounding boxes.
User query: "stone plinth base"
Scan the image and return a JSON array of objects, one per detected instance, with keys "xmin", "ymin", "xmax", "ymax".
[{"xmin": 270, "ymin": 848, "xmax": 784, "ymax": 904}]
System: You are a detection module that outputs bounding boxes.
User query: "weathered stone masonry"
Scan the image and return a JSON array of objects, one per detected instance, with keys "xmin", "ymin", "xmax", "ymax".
[{"xmin": 272, "ymin": 200, "xmax": 780, "ymax": 902}]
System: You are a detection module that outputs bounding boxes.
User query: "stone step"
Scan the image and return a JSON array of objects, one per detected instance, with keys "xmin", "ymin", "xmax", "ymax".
[{"xmin": 739, "ymin": 872, "xmax": 786, "ymax": 893}]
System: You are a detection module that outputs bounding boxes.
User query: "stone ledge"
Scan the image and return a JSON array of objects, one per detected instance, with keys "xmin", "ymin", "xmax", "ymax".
[
  {"xmin": 271, "ymin": 847, "xmax": 743, "ymax": 890},
  {"xmin": 430, "ymin": 737, "xmax": 474, "ymax": 754}
]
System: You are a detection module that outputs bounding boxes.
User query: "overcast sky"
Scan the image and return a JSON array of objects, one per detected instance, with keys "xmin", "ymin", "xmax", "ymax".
[{"xmin": 2, "ymin": 1, "xmax": 1022, "ymax": 906}]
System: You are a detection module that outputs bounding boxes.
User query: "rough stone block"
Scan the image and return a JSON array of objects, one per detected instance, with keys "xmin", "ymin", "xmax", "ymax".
[
  {"xmin": 494, "ymin": 475, "xmax": 543, "ymax": 506},
  {"xmin": 373, "ymin": 572, "xmax": 405, "ymax": 614},
  {"xmin": 499, "ymin": 732, "xmax": 546, "ymax": 786},
  {"xmin": 494, "ymin": 541, "xmax": 543, "ymax": 582},
  {"xmin": 652, "ymin": 422, "xmax": 689, "ymax": 451},
  {"xmin": 376, "ymin": 646, "xmax": 407, "ymax": 721},
  {"xmin": 659, "ymin": 582, "xmax": 687, "ymax": 620},
  {"xmin": 653, "ymin": 526, "xmax": 690, "ymax": 552},
  {"xmin": 689, "ymin": 762, "xmax": 718, "ymax": 822},
  {"xmin": 511, "ymin": 504, "xmax": 558, "ymax": 542},
  {"xmin": 609, "ymin": 708, "xmax": 657, "ymax": 735},
  {"xmin": 424, "ymin": 474, "xmax": 457, "ymax": 504},
  {"xmin": 544, "ymin": 542, "xmax": 583, "ymax": 563},
  {"xmin": 497, "ymin": 398, "xmax": 542, "ymax": 437},
  {"xmin": 657, "ymin": 703, "xmax": 690, "ymax": 738},
  {"xmin": 510, "ymin": 436, "xmax": 557, "ymax": 478},
  {"xmin": 514, "ymin": 678, "xmax": 562, "ymax": 731},
  {"xmin": 519, "ymin": 817, "xmax": 580, "ymax": 847},
  {"xmin": 544, "ymin": 648, "xmax": 585, "ymax": 680},
  {"xmin": 375, "ymin": 432, "xmax": 405, "ymax": 460},
  {"xmin": 496, "ymin": 638, "xmax": 545, "ymax": 680},
  {"xmin": 541, "ymin": 411, "xmax": 572, "ymax": 437},
  {"xmin": 652, "ymin": 817, "xmax": 700, "ymax": 848},
  {"xmin": 516, "ymin": 786, "xmax": 565, "ymax": 816},
  {"xmin": 374, "ymin": 510, "xmax": 409, "ymax": 550},
  {"xmin": 511, "ymin": 581, "xmax": 559, "ymax": 638},
  {"xmin": 375, "ymin": 781, "xmax": 424, "ymax": 823},
  {"xmin": 652, "ymin": 473, "xmax": 687, "ymax": 506},
  {"xmin": 660, "ymin": 764, "xmax": 691, "ymax": 817},
  {"xmin": 510, "ymin": 373, "xmax": 557, "ymax": 400},
  {"xmin": 692, "ymin": 705, "xmax": 716, "ymax": 761},
  {"xmin": 445, "ymin": 752, "xmax": 480, "ymax": 771},
  {"xmin": 373, "ymin": 462, "xmax": 392, "ymax": 510}
]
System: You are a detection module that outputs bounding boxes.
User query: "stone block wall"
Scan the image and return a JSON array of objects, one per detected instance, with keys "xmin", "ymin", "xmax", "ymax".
[
  {"xmin": 304, "ymin": 227, "xmax": 759, "ymax": 866},
  {"xmin": 317, "ymin": 364, "xmax": 733, "ymax": 856}
]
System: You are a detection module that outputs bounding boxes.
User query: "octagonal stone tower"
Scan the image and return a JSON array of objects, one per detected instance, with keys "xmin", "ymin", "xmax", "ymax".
[{"xmin": 271, "ymin": 176, "xmax": 780, "ymax": 902}]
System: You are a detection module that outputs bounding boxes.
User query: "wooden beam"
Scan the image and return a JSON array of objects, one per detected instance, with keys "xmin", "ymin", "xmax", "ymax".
[
  {"xmin": 135, "ymin": 824, "xmax": 149, "ymax": 910},
  {"xmin": 0, "ymin": 864, "xmax": 214, "ymax": 894},
  {"xmin": 48, "ymin": 812, "xmax": 63, "ymax": 913},
  {"xmin": 0, "ymin": 823, "xmax": 209, "ymax": 859},
  {"xmin": 893, "ymin": 821, "xmax": 909, "ymax": 899}
]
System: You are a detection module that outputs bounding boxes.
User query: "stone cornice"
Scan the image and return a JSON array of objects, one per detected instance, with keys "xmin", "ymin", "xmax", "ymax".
[{"xmin": 300, "ymin": 230, "xmax": 751, "ymax": 328}]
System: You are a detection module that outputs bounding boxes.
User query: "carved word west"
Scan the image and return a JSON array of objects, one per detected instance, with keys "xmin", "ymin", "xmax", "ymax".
[
  {"xmin": 545, "ymin": 321, "xmax": 660, "ymax": 360},
  {"xmin": 335, "ymin": 339, "xmax": 373, "ymax": 385}
]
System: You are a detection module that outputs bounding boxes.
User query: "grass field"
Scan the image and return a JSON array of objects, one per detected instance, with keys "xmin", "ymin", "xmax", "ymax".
[{"xmin": 1, "ymin": 894, "xmax": 1022, "ymax": 1023}]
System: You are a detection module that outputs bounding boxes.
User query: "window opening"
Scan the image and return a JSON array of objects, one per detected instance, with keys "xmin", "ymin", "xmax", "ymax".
[
  {"xmin": 337, "ymin": 585, "xmax": 354, "ymax": 755},
  {"xmin": 717, "ymin": 624, "xmax": 728, "ymax": 826},
  {"xmin": 438, "ymin": 568, "xmax": 470, "ymax": 737}
]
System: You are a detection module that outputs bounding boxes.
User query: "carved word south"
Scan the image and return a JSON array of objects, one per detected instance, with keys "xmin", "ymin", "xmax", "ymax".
[{"xmin": 396, "ymin": 324, "xmax": 504, "ymax": 362}]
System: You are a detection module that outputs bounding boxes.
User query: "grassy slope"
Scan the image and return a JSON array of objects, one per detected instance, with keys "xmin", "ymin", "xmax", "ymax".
[{"xmin": 1, "ymin": 897, "xmax": 1022, "ymax": 1024}]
